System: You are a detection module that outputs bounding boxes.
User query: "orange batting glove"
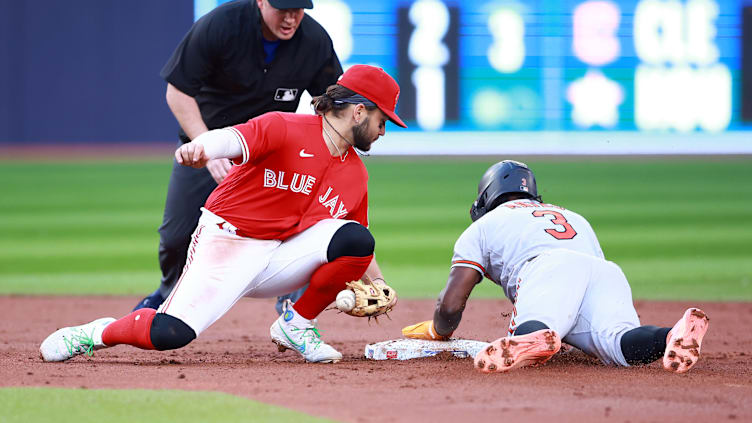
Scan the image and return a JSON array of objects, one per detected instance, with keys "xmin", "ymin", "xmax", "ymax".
[{"xmin": 401, "ymin": 320, "xmax": 452, "ymax": 341}]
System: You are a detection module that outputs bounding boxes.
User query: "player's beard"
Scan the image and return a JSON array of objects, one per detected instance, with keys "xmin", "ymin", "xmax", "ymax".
[{"xmin": 351, "ymin": 117, "xmax": 373, "ymax": 152}]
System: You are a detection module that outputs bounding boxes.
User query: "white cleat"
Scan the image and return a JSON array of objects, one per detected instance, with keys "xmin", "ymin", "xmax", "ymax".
[
  {"xmin": 270, "ymin": 301, "xmax": 342, "ymax": 363},
  {"xmin": 40, "ymin": 317, "xmax": 116, "ymax": 362}
]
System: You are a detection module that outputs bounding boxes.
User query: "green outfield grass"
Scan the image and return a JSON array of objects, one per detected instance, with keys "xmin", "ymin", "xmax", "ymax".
[
  {"xmin": 0, "ymin": 388, "xmax": 335, "ymax": 423},
  {"xmin": 1, "ymin": 156, "xmax": 750, "ymax": 422},
  {"xmin": 0, "ymin": 157, "xmax": 750, "ymax": 300}
]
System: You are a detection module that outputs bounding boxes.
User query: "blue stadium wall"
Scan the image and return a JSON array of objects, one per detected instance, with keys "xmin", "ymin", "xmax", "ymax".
[{"xmin": 0, "ymin": 1, "xmax": 192, "ymax": 143}]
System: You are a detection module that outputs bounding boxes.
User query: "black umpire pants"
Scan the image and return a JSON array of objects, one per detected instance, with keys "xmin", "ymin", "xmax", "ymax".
[
  {"xmin": 157, "ymin": 155, "xmax": 305, "ymax": 312},
  {"xmin": 157, "ymin": 158, "xmax": 217, "ymax": 299}
]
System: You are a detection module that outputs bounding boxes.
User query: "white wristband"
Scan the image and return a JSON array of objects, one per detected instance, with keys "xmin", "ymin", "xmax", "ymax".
[{"xmin": 193, "ymin": 128, "xmax": 243, "ymax": 160}]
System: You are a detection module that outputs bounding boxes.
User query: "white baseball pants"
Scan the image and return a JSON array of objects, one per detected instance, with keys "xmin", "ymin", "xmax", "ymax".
[
  {"xmin": 511, "ymin": 248, "xmax": 640, "ymax": 366},
  {"xmin": 158, "ymin": 208, "xmax": 352, "ymax": 336}
]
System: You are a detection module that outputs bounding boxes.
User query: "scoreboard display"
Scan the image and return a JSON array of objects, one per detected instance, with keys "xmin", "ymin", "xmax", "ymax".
[{"xmin": 199, "ymin": 0, "xmax": 749, "ymax": 134}]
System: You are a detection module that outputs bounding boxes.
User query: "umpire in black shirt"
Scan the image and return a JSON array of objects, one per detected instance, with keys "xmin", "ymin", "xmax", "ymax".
[{"xmin": 133, "ymin": 0, "xmax": 342, "ymax": 311}]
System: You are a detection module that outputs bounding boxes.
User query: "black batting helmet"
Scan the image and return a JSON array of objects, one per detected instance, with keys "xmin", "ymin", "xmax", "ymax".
[{"xmin": 469, "ymin": 160, "xmax": 541, "ymax": 221}]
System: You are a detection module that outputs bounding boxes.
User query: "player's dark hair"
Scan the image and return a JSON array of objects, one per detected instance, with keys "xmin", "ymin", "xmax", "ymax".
[{"xmin": 312, "ymin": 85, "xmax": 378, "ymax": 117}]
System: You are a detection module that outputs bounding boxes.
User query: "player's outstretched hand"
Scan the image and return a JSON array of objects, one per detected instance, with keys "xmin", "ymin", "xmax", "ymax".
[
  {"xmin": 402, "ymin": 320, "xmax": 451, "ymax": 341},
  {"xmin": 175, "ymin": 142, "xmax": 209, "ymax": 168}
]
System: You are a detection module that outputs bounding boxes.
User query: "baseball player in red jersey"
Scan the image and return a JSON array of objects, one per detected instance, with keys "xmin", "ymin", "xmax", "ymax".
[{"xmin": 39, "ymin": 65, "xmax": 406, "ymax": 364}]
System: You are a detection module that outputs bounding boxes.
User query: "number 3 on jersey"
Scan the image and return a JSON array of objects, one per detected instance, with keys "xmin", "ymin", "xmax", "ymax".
[{"xmin": 532, "ymin": 210, "xmax": 577, "ymax": 240}]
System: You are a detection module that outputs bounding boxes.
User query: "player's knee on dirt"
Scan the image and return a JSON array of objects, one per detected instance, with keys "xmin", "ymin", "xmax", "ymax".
[
  {"xmin": 150, "ymin": 313, "xmax": 196, "ymax": 351},
  {"xmin": 327, "ymin": 222, "xmax": 374, "ymax": 261},
  {"xmin": 514, "ymin": 320, "xmax": 549, "ymax": 335},
  {"xmin": 620, "ymin": 325, "xmax": 671, "ymax": 365}
]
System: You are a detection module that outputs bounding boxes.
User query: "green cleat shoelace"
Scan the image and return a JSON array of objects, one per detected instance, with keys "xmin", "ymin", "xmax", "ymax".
[
  {"xmin": 296, "ymin": 327, "xmax": 323, "ymax": 348},
  {"xmin": 63, "ymin": 328, "xmax": 96, "ymax": 357}
]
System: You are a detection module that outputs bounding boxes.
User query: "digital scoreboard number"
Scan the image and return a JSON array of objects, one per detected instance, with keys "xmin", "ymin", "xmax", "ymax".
[{"xmin": 200, "ymin": 0, "xmax": 748, "ymax": 132}]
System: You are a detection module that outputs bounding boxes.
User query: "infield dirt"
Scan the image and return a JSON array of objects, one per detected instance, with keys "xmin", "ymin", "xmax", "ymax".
[{"xmin": 2, "ymin": 297, "xmax": 750, "ymax": 422}]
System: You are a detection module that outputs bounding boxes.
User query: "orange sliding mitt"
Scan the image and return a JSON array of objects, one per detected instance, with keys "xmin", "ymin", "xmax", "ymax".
[{"xmin": 401, "ymin": 320, "xmax": 452, "ymax": 341}]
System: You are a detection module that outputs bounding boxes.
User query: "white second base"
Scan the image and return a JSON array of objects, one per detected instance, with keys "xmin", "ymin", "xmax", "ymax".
[{"xmin": 364, "ymin": 338, "xmax": 490, "ymax": 360}]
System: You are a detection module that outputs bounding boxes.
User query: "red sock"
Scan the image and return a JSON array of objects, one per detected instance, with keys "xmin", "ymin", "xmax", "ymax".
[
  {"xmin": 101, "ymin": 309, "xmax": 157, "ymax": 350},
  {"xmin": 293, "ymin": 255, "xmax": 373, "ymax": 319}
]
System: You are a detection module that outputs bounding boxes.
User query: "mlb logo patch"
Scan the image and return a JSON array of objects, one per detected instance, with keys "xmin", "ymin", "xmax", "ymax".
[{"xmin": 274, "ymin": 88, "xmax": 298, "ymax": 102}]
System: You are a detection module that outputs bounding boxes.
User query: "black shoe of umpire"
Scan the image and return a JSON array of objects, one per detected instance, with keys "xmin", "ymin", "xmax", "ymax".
[{"xmin": 132, "ymin": 289, "xmax": 165, "ymax": 311}]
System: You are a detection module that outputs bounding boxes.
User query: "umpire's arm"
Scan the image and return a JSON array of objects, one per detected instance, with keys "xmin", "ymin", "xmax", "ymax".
[{"xmin": 433, "ymin": 267, "xmax": 483, "ymax": 337}]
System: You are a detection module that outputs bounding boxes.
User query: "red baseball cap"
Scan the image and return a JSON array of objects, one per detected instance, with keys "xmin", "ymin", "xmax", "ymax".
[{"xmin": 336, "ymin": 65, "xmax": 407, "ymax": 128}]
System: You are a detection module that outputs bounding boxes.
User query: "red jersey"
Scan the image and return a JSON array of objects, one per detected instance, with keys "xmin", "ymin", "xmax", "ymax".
[{"xmin": 205, "ymin": 112, "xmax": 369, "ymax": 240}]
